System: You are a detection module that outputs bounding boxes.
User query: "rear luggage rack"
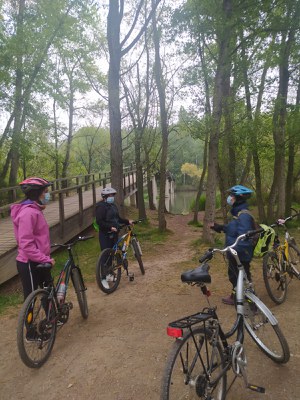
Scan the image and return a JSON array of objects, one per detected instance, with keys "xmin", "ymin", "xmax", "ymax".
[{"xmin": 168, "ymin": 311, "xmax": 214, "ymax": 329}]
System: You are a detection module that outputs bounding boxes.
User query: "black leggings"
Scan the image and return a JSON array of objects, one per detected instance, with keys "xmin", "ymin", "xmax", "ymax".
[
  {"xmin": 17, "ymin": 261, "xmax": 52, "ymax": 301},
  {"xmin": 227, "ymin": 253, "xmax": 251, "ymax": 289}
]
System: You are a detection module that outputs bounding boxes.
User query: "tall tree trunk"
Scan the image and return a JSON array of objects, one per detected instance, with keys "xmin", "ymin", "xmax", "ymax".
[
  {"xmin": 152, "ymin": 0, "xmax": 168, "ymax": 232},
  {"xmin": 8, "ymin": 0, "xmax": 25, "ymax": 189},
  {"xmin": 107, "ymin": 1, "xmax": 124, "ymax": 215},
  {"xmin": 285, "ymin": 77, "xmax": 300, "ymax": 215},
  {"xmin": 267, "ymin": 24, "xmax": 296, "ymax": 220},
  {"xmin": 203, "ymin": 0, "xmax": 233, "ymax": 242},
  {"xmin": 135, "ymin": 131, "xmax": 147, "ymax": 220},
  {"xmin": 62, "ymin": 80, "xmax": 74, "ymax": 183}
]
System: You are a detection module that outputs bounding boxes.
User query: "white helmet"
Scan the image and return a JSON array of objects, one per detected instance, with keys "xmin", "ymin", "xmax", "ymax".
[{"xmin": 101, "ymin": 187, "xmax": 117, "ymax": 197}]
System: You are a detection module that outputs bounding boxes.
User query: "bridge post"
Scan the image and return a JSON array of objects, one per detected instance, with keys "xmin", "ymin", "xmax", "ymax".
[{"xmin": 59, "ymin": 192, "xmax": 65, "ymax": 238}]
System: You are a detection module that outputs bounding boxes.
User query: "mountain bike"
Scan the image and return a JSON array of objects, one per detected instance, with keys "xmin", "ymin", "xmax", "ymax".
[
  {"xmin": 17, "ymin": 235, "xmax": 93, "ymax": 368},
  {"xmin": 263, "ymin": 209, "xmax": 300, "ymax": 304},
  {"xmin": 161, "ymin": 229, "xmax": 290, "ymax": 400},
  {"xmin": 95, "ymin": 220, "xmax": 144, "ymax": 294}
]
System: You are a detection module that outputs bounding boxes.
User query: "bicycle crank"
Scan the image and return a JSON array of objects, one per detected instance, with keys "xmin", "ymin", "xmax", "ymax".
[{"xmin": 231, "ymin": 341, "xmax": 265, "ymax": 393}]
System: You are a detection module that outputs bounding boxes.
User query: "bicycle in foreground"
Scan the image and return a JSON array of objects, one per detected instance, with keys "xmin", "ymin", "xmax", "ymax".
[
  {"xmin": 161, "ymin": 229, "xmax": 290, "ymax": 400},
  {"xmin": 96, "ymin": 220, "xmax": 144, "ymax": 294},
  {"xmin": 263, "ymin": 209, "xmax": 300, "ymax": 304},
  {"xmin": 17, "ymin": 235, "xmax": 93, "ymax": 368}
]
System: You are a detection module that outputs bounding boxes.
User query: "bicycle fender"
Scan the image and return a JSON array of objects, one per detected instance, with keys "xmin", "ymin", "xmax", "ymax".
[{"xmin": 245, "ymin": 291, "xmax": 278, "ymax": 326}]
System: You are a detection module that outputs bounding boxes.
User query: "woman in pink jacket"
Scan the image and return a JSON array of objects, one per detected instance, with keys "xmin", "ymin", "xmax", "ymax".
[{"xmin": 11, "ymin": 177, "xmax": 55, "ymax": 300}]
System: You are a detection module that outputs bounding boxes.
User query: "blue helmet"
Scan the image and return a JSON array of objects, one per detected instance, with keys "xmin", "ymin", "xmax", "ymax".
[{"xmin": 227, "ymin": 185, "xmax": 253, "ymax": 197}]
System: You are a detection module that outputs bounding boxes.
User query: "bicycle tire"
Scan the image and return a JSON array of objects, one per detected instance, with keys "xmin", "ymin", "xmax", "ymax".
[
  {"xmin": 17, "ymin": 289, "xmax": 57, "ymax": 368},
  {"xmin": 95, "ymin": 248, "xmax": 121, "ymax": 294},
  {"xmin": 263, "ymin": 251, "xmax": 287, "ymax": 304},
  {"xmin": 243, "ymin": 292, "xmax": 290, "ymax": 364},
  {"xmin": 288, "ymin": 242, "xmax": 300, "ymax": 278},
  {"xmin": 131, "ymin": 237, "xmax": 145, "ymax": 275},
  {"xmin": 71, "ymin": 267, "xmax": 88, "ymax": 319},
  {"xmin": 161, "ymin": 326, "xmax": 226, "ymax": 400}
]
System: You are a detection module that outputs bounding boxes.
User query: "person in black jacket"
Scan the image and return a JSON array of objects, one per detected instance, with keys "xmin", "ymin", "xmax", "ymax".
[
  {"xmin": 211, "ymin": 185, "xmax": 254, "ymax": 305},
  {"xmin": 95, "ymin": 187, "xmax": 133, "ymax": 251}
]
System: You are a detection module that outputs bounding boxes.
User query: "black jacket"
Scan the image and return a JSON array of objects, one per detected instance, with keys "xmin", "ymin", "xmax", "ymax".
[{"xmin": 95, "ymin": 201, "xmax": 129, "ymax": 234}]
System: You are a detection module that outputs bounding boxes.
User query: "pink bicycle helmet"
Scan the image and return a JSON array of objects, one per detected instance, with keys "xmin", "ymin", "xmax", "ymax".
[{"xmin": 19, "ymin": 177, "xmax": 51, "ymax": 194}]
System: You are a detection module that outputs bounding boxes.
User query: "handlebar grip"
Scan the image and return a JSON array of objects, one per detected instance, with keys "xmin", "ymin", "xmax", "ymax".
[
  {"xmin": 199, "ymin": 250, "xmax": 213, "ymax": 263},
  {"xmin": 79, "ymin": 235, "xmax": 94, "ymax": 241}
]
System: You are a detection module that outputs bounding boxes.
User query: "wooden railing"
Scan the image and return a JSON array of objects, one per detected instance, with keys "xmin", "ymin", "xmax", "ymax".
[{"xmin": 0, "ymin": 165, "xmax": 137, "ymax": 220}]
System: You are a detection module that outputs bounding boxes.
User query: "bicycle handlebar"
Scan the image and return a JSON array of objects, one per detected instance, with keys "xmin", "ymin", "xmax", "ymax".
[
  {"xmin": 269, "ymin": 209, "xmax": 300, "ymax": 228},
  {"xmin": 198, "ymin": 227, "xmax": 265, "ymax": 263},
  {"xmin": 51, "ymin": 235, "xmax": 94, "ymax": 248}
]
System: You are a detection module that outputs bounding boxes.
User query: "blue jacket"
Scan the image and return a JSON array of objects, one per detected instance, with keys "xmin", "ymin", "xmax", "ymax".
[{"xmin": 223, "ymin": 202, "xmax": 254, "ymax": 262}]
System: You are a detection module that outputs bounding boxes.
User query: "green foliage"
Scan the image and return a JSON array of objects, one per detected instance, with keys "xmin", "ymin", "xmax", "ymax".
[{"xmin": 190, "ymin": 193, "xmax": 221, "ymax": 212}]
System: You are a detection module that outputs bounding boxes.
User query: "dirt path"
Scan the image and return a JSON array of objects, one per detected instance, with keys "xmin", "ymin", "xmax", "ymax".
[{"xmin": 0, "ymin": 212, "xmax": 299, "ymax": 400}]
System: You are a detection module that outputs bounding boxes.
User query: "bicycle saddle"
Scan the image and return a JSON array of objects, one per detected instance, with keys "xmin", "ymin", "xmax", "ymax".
[
  {"xmin": 36, "ymin": 263, "xmax": 52, "ymax": 269},
  {"xmin": 181, "ymin": 263, "xmax": 211, "ymax": 284}
]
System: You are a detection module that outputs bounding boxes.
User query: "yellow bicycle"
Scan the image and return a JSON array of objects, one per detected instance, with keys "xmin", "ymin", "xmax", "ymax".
[
  {"xmin": 95, "ymin": 220, "xmax": 144, "ymax": 294},
  {"xmin": 263, "ymin": 209, "xmax": 300, "ymax": 304}
]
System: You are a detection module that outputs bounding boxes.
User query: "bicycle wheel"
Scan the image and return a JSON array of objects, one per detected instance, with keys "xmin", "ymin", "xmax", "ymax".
[
  {"xmin": 263, "ymin": 251, "xmax": 287, "ymax": 304},
  {"xmin": 95, "ymin": 248, "xmax": 121, "ymax": 294},
  {"xmin": 288, "ymin": 242, "xmax": 300, "ymax": 278},
  {"xmin": 131, "ymin": 237, "xmax": 145, "ymax": 275},
  {"xmin": 243, "ymin": 292, "xmax": 290, "ymax": 363},
  {"xmin": 161, "ymin": 327, "xmax": 226, "ymax": 400},
  {"xmin": 17, "ymin": 289, "xmax": 57, "ymax": 368},
  {"xmin": 71, "ymin": 267, "xmax": 88, "ymax": 319}
]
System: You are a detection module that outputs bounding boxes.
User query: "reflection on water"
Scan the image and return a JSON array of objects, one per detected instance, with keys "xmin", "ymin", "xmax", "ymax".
[{"xmin": 167, "ymin": 190, "xmax": 196, "ymax": 214}]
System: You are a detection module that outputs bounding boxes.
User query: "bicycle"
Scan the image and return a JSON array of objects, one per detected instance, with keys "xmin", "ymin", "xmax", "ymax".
[
  {"xmin": 263, "ymin": 209, "xmax": 300, "ymax": 304},
  {"xmin": 17, "ymin": 235, "xmax": 93, "ymax": 368},
  {"xmin": 95, "ymin": 220, "xmax": 144, "ymax": 294},
  {"xmin": 161, "ymin": 229, "xmax": 290, "ymax": 400}
]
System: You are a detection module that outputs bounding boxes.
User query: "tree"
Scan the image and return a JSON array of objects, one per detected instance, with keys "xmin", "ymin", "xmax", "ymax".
[{"xmin": 106, "ymin": 0, "xmax": 161, "ymax": 217}]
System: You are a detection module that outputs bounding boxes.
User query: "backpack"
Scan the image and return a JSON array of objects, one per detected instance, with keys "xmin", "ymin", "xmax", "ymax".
[
  {"xmin": 253, "ymin": 224, "xmax": 276, "ymax": 257},
  {"xmin": 93, "ymin": 218, "xmax": 99, "ymax": 232},
  {"xmin": 237, "ymin": 210, "xmax": 275, "ymax": 257}
]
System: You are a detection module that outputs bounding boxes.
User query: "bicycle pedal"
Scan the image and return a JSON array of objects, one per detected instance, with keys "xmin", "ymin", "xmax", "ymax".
[
  {"xmin": 247, "ymin": 384, "xmax": 265, "ymax": 393},
  {"xmin": 128, "ymin": 272, "xmax": 134, "ymax": 282},
  {"xmin": 66, "ymin": 302, "xmax": 73, "ymax": 310}
]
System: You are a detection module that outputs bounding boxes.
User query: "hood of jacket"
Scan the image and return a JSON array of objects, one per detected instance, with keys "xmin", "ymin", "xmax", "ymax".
[{"xmin": 10, "ymin": 200, "xmax": 41, "ymax": 223}]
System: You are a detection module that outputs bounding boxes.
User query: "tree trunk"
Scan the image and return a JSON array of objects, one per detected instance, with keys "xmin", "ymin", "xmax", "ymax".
[
  {"xmin": 268, "ymin": 26, "xmax": 296, "ymax": 220},
  {"xmin": 62, "ymin": 80, "xmax": 74, "ymax": 183},
  {"xmin": 203, "ymin": 0, "xmax": 233, "ymax": 243},
  {"xmin": 135, "ymin": 131, "xmax": 147, "ymax": 220},
  {"xmin": 107, "ymin": 1, "xmax": 124, "ymax": 215},
  {"xmin": 8, "ymin": 0, "xmax": 25, "ymax": 188},
  {"xmin": 152, "ymin": 0, "xmax": 168, "ymax": 232},
  {"xmin": 285, "ymin": 77, "xmax": 300, "ymax": 215}
]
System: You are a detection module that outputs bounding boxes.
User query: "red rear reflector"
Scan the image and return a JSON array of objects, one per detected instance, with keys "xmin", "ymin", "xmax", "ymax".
[{"xmin": 167, "ymin": 326, "xmax": 183, "ymax": 338}]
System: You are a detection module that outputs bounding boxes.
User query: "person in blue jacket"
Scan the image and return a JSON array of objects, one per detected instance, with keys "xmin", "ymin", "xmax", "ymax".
[{"xmin": 211, "ymin": 185, "xmax": 254, "ymax": 305}]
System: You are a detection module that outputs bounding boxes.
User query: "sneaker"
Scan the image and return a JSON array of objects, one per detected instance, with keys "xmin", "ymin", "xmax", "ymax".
[
  {"xmin": 222, "ymin": 294, "xmax": 235, "ymax": 306},
  {"xmin": 101, "ymin": 279, "xmax": 110, "ymax": 289}
]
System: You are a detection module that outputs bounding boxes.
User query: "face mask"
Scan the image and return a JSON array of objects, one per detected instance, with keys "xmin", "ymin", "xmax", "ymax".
[
  {"xmin": 226, "ymin": 195, "xmax": 234, "ymax": 206},
  {"xmin": 106, "ymin": 196, "xmax": 115, "ymax": 204},
  {"xmin": 41, "ymin": 192, "xmax": 51, "ymax": 205}
]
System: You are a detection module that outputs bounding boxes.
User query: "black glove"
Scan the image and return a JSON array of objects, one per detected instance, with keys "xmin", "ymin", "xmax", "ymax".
[{"xmin": 210, "ymin": 223, "xmax": 224, "ymax": 233}]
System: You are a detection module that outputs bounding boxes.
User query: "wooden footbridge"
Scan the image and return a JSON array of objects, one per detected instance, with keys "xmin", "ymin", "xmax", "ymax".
[{"xmin": 0, "ymin": 167, "xmax": 149, "ymax": 285}]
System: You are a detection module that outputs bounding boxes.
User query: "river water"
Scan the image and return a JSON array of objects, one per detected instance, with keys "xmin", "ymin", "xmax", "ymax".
[{"xmin": 165, "ymin": 190, "xmax": 197, "ymax": 214}]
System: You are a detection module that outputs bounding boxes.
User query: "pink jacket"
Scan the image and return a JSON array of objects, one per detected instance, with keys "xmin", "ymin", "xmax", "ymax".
[{"xmin": 11, "ymin": 200, "xmax": 52, "ymax": 264}]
